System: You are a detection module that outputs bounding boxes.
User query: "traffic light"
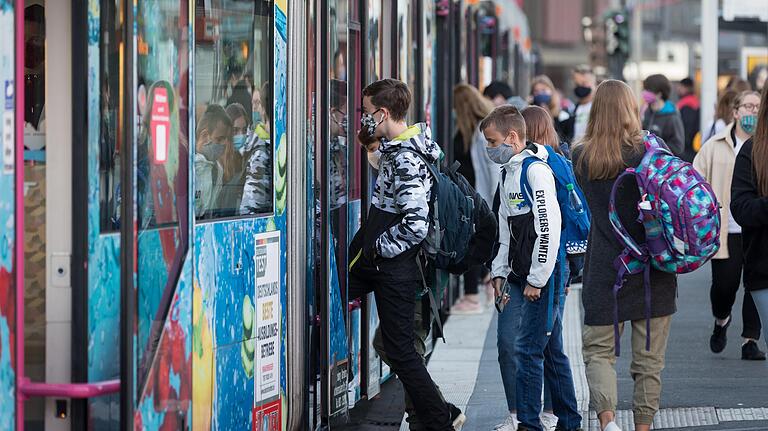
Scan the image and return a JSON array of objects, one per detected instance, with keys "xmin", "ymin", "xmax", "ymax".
[{"xmin": 605, "ymin": 11, "xmax": 630, "ymax": 57}]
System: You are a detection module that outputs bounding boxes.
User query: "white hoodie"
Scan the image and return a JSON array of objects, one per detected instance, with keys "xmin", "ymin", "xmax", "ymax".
[{"xmin": 491, "ymin": 142, "xmax": 561, "ymax": 288}]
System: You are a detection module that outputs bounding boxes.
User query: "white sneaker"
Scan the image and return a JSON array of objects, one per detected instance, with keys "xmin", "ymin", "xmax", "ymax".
[
  {"xmin": 603, "ymin": 421, "xmax": 622, "ymax": 431},
  {"xmin": 540, "ymin": 412, "xmax": 558, "ymax": 431},
  {"xmin": 493, "ymin": 413, "xmax": 519, "ymax": 430}
]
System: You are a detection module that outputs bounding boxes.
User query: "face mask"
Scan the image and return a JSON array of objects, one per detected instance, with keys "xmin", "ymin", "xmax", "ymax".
[
  {"xmin": 233, "ymin": 134, "xmax": 247, "ymax": 151},
  {"xmin": 574, "ymin": 86, "xmax": 592, "ymax": 99},
  {"xmin": 367, "ymin": 148, "xmax": 382, "ymax": 169},
  {"xmin": 361, "ymin": 109, "xmax": 384, "ymax": 135},
  {"xmin": 252, "ymin": 111, "xmax": 262, "ymax": 125},
  {"xmin": 533, "ymin": 93, "xmax": 552, "ymax": 106},
  {"xmin": 486, "ymin": 143, "xmax": 516, "ymax": 165},
  {"xmin": 334, "ymin": 116, "xmax": 348, "ymax": 135},
  {"xmin": 199, "ymin": 143, "xmax": 225, "ymax": 162},
  {"xmin": 740, "ymin": 114, "xmax": 757, "ymax": 135},
  {"xmin": 642, "ymin": 90, "xmax": 657, "ymax": 105}
]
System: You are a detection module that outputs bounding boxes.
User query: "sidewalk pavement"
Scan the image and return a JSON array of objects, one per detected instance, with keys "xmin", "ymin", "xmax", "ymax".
[{"xmin": 416, "ymin": 265, "xmax": 768, "ymax": 430}]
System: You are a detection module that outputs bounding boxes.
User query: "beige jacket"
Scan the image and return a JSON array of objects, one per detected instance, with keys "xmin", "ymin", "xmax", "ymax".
[{"xmin": 692, "ymin": 122, "xmax": 739, "ymax": 259}]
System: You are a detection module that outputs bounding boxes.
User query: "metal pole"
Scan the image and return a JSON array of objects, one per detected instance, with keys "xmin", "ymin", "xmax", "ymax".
[{"xmin": 700, "ymin": 0, "xmax": 718, "ymax": 138}]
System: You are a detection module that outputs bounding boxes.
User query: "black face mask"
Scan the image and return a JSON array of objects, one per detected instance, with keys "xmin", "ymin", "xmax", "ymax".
[{"xmin": 574, "ymin": 86, "xmax": 592, "ymax": 99}]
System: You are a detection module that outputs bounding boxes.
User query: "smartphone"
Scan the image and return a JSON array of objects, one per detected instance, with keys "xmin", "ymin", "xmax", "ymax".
[{"xmin": 494, "ymin": 282, "xmax": 511, "ymax": 313}]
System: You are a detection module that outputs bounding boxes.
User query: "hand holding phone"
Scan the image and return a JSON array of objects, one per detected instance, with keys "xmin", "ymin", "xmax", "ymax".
[{"xmin": 493, "ymin": 277, "xmax": 510, "ymax": 313}]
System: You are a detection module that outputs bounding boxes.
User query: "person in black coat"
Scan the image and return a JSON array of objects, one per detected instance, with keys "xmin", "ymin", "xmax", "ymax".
[{"xmin": 730, "ymin": 85, "xmax": 768, "ymax": 350}]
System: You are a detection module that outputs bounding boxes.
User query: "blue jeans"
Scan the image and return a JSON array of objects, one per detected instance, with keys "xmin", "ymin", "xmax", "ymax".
[
  {"xmin": 499, "ymin": 272, "xmax": 570, "ymax": 414},
  {"xmin": 515, "ymin": 276, "xmax": 581, "ymax": 431}
]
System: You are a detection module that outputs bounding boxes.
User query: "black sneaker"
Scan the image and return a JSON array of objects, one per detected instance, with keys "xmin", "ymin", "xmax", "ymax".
[
  {"xmin": 741, "ymin": 340, "xmax": 767, "ymax": 360},
  {"xmin": 710, "ymin": 317, "xmax": 730, "ymax": 353},
  {"xmin": 447, "ymin": 403, "xmax": 466, "ymax": 430}
]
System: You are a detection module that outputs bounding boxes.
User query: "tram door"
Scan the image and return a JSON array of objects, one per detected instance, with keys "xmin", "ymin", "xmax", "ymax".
[
  {"xmin": 0, "ymin": 2, "xmax": 19, "ymax": 429},
  {"xmin": 190, "ymin": 1, "xmax": 288, "ymax": 430}
]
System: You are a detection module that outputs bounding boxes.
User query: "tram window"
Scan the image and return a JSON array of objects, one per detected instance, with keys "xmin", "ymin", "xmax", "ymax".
[
  {"xmin": 194, "ymin": 0, "xmax": 274, "ymax": 220},
  {"xmin": 98, "ymin": 0, "xmax": 122, "ymax": 232}
]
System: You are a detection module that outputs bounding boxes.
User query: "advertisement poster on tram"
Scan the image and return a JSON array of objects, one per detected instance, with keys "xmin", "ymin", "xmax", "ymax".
[
  {"xmin": 254, "ymin": 231, "xmax": 281, "ymax": 408},
  {"xmin": 252, "ymin": 399, "xmax": 281, "ymax": 431}
]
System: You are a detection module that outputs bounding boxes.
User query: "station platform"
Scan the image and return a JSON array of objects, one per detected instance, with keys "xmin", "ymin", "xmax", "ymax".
[{"xmin": 352, "ymin": 265, "xmax": 768, "ymax": 431}]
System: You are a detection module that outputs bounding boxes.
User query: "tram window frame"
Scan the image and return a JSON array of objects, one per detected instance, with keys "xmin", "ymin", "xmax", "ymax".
[{"xmin": 193, "ymin": 0, "xmax": 275, "ymax": 224}]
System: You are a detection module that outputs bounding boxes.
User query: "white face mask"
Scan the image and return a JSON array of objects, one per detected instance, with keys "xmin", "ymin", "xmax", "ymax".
[{"xmin": 367, "ymin": 148, "xmax": 382, "ymax": 170}]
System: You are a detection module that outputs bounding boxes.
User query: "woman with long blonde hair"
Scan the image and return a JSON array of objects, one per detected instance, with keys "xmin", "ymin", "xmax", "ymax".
[
  {"xmin": 572, "ymin": 80, "xmax": 677, "ymax": 431},
  {"xmin": 530, "ymin": 75, "xmax": 573, "ymax": 141},
  {"xmin": 731, "ymin": 84, "xmax": 768, "ymax": 353},
  {"xmin": 451, "ymin": 83, "xmax": 498, "ymax": 314}
]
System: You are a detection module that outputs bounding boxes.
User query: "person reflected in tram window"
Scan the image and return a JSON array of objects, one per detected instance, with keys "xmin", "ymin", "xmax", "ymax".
[
  {"xmin": 731, "ymin": 85, "xmax": 768, "ymax": 353},
  {"xmin": 224, "ymin": 59, "xmax": 245, "ymax": 102},
  {"xmin": 695, "ymin": 90, "xmax": 765, "ymax": 360},
  {"xmin": 530, "ymin": 75, "xmax": 573, "ymax": 143},
  {"xmin": 227, "ymin": 78, "xmax": 253, "ymax": 122},
  {"xmin": 240, "ymin": 81, "xmax": 273, "ymax": 215},
  {"xmin": 329, "ymin": 79, "xmax": 348, "ymax": 212},
  {"xmin": 450, "ymin": 84, "xmax": 497, "ymax": 315},
  {"xmin": 209, "ymin": 102, "xmax": 249, "ymax": 216},
  {"xmin": 251, "ymin": 85, "xmax": 264, "ymax": 126},
  {"xmin": 194, "ymin": 104, "xmax": 231, "ymax": 219}
]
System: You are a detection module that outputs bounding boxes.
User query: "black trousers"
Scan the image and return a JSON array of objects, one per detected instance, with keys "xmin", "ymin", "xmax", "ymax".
[
  {"xmin": 711, "ymin": 233, "xmax": 762, "ymax": 340},
  {"xmin": 350, "ymin": 272, "xmax": 453, "ymax": 431},
  {"xmin": 463, "ymin": 265, "xmax": 490, "ymax": 295}
]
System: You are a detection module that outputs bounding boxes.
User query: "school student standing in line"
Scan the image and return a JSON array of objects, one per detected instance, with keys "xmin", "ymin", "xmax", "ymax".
[
  {"xmin": 572, "ymin": 80, "xmax": 677, "ymax": 431},
  {"xmin": 484, "ymin": 105, "xmax": 582, "ymax": 431},
  {"xmin": 694, "ymin": 91, "xmax": 765, "ymax": 360},
  {"xmin": 730, "ymin": 84, "xmax": 768, "ymax": 352}
]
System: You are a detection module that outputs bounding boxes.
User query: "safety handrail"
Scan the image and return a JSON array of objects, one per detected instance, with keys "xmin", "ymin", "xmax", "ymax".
[{"xmin": 19, "ymin": 378, "xmax": 120, "ymax": 399}]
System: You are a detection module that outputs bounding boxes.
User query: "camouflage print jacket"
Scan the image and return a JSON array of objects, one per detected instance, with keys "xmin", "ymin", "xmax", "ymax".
[
  {"xmin": 372, "ymin": 123, "xmax": 441, "ymax": 258},
  {"xmin": 239, "ymin": 123, "xmax": 273, "ymax": 215}
]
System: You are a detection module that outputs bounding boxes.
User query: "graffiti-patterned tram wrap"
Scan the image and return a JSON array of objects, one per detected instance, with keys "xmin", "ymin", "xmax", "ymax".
[{"xmin": 0, "ymin": 0, "xmax": 531, "ymax": 429}]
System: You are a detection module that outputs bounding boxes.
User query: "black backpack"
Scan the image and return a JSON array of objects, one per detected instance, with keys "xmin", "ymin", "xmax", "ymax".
[{"xmin": 398, "ymin": 148, "xmax": 498, "ymax": 274}]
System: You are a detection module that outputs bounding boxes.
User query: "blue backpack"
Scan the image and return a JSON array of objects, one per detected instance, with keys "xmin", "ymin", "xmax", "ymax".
[{"xmin": 519, "ymin": 145, "xmax": 590, "ymax": 256}]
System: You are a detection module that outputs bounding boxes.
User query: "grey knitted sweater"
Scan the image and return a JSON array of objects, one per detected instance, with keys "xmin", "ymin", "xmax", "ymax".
[{"xmin": 572, "ymin": 144, "xmax": 677, "ymax": 326}]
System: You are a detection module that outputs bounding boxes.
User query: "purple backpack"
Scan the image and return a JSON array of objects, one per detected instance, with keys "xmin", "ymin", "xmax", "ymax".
[{"xmin": 608, "ymin": 133, "xmax": 720, "ymax": 355}]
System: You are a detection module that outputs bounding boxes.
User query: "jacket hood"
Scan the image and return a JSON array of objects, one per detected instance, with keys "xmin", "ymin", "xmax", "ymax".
[
  {"xmin": 677, "ymin": 94, "xmax": 700, "ymax": 110},
  {"xmin": 656, "ymin": 100, "xmax": 677, "ymax": 115},
  {"xmin": 380, "ymin": 123, "xmax": 442, "ymax": 163},
  {"xmin": 503, "ymin": 141, "xmax": 549, "ymax": 169}
]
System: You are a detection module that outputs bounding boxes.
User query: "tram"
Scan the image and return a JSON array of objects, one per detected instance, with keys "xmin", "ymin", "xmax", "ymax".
[{"xmin": 0, "ymin": 0, "xmax": 533, "ymax": 429}]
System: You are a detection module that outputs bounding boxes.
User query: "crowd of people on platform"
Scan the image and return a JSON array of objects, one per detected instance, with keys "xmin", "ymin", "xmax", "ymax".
[{"xmin": 347, "ymin": 67, "xmax": 768, "ymax": 431}]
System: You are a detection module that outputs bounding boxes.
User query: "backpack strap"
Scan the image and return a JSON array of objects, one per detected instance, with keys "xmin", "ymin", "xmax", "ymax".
[
  {"xmin": 416, "ymin": 254, "xmax": 445, "ymax": 343},
  {"xmin": 518, "ymin": 156, "xmax": 549, "ymax": 209},
  {"xmin": 608, "ymin": 169, "xmax": 645, "ymax": 259}
]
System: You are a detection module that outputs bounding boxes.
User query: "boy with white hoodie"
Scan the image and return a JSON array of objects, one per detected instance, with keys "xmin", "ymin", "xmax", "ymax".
[{"xmin": 482, "ymin": 105, "xmax": 582, "ymax": 431}]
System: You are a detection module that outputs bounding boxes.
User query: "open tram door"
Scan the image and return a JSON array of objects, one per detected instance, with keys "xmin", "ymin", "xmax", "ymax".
[{"xmin": 2, "ymin": 1, "xmax": 126, "ymax": 429}]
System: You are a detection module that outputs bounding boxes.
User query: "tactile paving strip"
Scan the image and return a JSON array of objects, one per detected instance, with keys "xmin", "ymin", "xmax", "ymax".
[{"xmin": 717, "ymin": 407, "xmax": 768, "ymax": 422}]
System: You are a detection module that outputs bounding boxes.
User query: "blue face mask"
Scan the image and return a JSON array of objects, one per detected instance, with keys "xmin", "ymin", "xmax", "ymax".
[
  {"xmin": 233, "ymin": 134, "xmax": 247, "ymax": 151},
  {"xmin": 486, "ymin": 142, "xmax": 516, "ymax": 165},
  {"xmin": 533, "ymin": 93, "xmax": 552, "ymax": 106},
  {"xmin": 252, "ymin": 111, "xmax": 262, "ymax": 125},
  {"xmin": 199, "ymin": 142, "xmax": 225, "ymax": 161},
  {"xmin": 741, "ymin": 114, "xmax": 757, "ymax": 135}
]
